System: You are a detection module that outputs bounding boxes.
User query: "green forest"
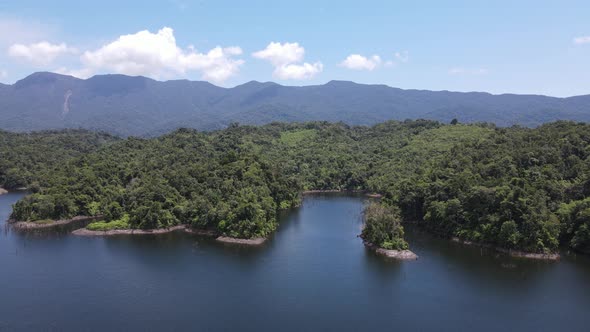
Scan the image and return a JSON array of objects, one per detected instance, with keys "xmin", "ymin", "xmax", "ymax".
[{"xmin": 2, "ymin": 120, "xmax": 590, "ymax": 254}]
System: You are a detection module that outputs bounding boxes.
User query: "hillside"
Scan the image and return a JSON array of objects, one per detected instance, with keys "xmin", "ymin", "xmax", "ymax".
[
  {"xmin": 6, "ymin": 121, "xmax": 590, "ymax": 254},
  {"xmin": 1, "ymin": 72, "xmax": 590, "ymax": 136}
]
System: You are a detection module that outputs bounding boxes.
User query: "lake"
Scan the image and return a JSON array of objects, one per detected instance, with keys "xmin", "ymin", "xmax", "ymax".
[{"xmin": 1, "ymin": 192, "xmax": 590, "ymax": 331}]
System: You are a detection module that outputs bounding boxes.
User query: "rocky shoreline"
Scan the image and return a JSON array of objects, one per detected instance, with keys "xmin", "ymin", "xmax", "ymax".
[
  {"xmin": 7, "ymin": 214, "xmax": 257, "ymax": 242},
  {"xmin": 9, "ymin": 216, "xmax": 102, "ymax": 230},
  {"xmin": 216, "ymin": 236, "xmax": 266, "ymax": 245},
  {"xmin": 451, "ymin": 237, "xmax": 560, "ymax": 260},
  {"xmin": 72, "ymin": 225, "xmax": 187, "ymax": 236},
  {"xmin": 363, "ymin": 241, "xmax": 418, "ymax": 260},
  {"xmin": 184, "ymin": 228, "xmax": 218, "ymax": 237},
  {"xmin": 0, "ymin": 187, "xmax": 7, "ymax": 195},
  {"xmin": 72, "ymin": 225, "xmax": 221, "ymax": 237}
]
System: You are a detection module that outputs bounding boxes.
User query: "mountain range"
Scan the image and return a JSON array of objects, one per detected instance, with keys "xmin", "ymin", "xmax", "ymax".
[{"xmin": 1, "ymin": 72, "xmax": 589, "ymax": 136}]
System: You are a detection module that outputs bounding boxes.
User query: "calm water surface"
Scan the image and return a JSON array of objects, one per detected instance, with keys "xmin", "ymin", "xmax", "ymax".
[{"xmin": 1, "ymin": 192, "xmax": 590, "ymax": 331}]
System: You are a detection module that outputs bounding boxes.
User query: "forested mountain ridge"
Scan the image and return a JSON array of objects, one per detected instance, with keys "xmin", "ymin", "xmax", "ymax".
[
  {"xmin": 4, "ymin": 120, "xmax": 590, "ymax": 255},
  {"xmin": 1, "ymin": 72, "xmax": 590, "ymax": 136}
]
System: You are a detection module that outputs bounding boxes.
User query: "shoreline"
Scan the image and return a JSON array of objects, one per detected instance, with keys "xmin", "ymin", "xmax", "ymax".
[
  {"xmin": 72, "ymin": 225, "xmax": 188, "ymax": 236},
  {"xmin": 363, "ymin": 241, "xmax": 418, "ymax": 260},
  {"xmin": 302, "ymin": 189, "xmax": 382, "ymax": 198},
  {"xmin": 216, "ymin": 236, "xmax": 266, "ymax": 245},
  {"xmin": 0, "ymin": 187, "xmax": 7, "ymax": 196},
  {"xmin": 4, "ymin": 193, "xmax": 563, "ymax": 259},
  {"xmin": 9, "ymin": 216, "xmax": 102, "ymax": 230},
  {"xmin": 184, "ymin": 228, "xmax": 218, "ymax": 237},
  {"xmin": 72, "ymin": 225, "xmax": 220, "ymax": 237},
  {"xmin": 7, "ymin": 213, "xmax": 261, "ymax": 242},
  {"xmin": 451, "ymin": 237, "xmax": 560, "ymax": 260}
]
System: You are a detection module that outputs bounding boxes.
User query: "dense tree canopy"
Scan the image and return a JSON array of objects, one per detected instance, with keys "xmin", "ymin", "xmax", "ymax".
[
  {"xmin": 361, "ymin": 203, "xmax": 408, "ymax": 250},
  {"xmin": 3, "ymin": 120, "xmax": 590, "ymax": 253},
  {"xmin": 0, "ymin": 129, "xmax": 117, "ymax": 191}
]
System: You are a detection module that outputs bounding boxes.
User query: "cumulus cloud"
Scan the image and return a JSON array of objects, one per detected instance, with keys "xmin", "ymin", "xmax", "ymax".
[
  {"xmin": 252, "ymin": 42, "xmax": 305, "ymax": 66},
  {"xmin": 80, "ymin": 27, "xmax": 244, "ymax": 82},
  {"xmin": 274, "ymin": 62, "xmax": 323, "ymax": 80},
  {"xmin": 8, "ymin": 41, "xmax": 76, "ymax": 65},
  {"xmin": 253, "ymin": 42, "xmax": 322, "ymax": 80},
  {"xmin": 448, "ymin": 67, "xmax": 488, "ymax": 75},
  {"xmin": 573, "ymin": 36, "xmax": 590, "ymax": 45},
  {"xmin": 340, "ymin": 54, "xmax": 382, "ymax": 71},
  {"xmin": 340, "ymin": 51, "xmax": 408, "ymax": 71}
]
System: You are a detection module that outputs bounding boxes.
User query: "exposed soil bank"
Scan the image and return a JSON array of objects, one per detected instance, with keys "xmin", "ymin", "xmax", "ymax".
[
  {"xmin": 364, "ymin": 241, "xmax": 418, "ymax": 260},
  {"xmin": 9, "ymin": 216, "xmax": 102, "ymax": 230},
  {"xmin": 451, "ymin": 237, "xmax": 560, "ymax": 261},
  {"xmin": 216, "ymin": 236, "xmax": 266, "ymax": 245},
  {"xmin": 72, "ymin": 225, "xmax": 187, "ymax": 236}
]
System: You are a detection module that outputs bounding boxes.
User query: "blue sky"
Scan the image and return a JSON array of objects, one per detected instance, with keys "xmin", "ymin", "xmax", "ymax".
[{"xmin": 1, "ymin": 0, "xmax": 589, "ymax": 96}]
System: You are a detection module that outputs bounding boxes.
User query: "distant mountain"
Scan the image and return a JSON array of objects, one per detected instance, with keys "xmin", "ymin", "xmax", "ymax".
[{"xmin": 1, "ymin": 72, "xmax": 589, "ymax": 136}]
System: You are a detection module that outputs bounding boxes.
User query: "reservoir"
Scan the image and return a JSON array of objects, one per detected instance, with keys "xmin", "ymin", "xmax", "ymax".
[{"xmin": 1, "ymin": 192, "xmax": 589, "ymax": 331}]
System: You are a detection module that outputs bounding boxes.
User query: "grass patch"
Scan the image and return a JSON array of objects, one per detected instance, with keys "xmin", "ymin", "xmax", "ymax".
[
  {"xmin": 33, "ymin": 219, "xmax": 54, "ymax": 225},
  {"xmin": 280, "ymin": 129, "xmax": 317, "ymax": 146},
  {"xmin": 87, "ymin": 215, "xmax": 130, "ymax": 231}
]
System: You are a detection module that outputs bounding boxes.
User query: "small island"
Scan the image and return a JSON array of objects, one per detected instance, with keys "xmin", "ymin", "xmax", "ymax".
[{"xmin": 361, "ymin": 203, "xmax": 418, "ymax": 261}]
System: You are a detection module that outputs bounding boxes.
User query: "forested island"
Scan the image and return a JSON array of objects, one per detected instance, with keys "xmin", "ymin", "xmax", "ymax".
[{"xmin": 2, "ymin": 120, "xmax": 590, "ymax": 257}]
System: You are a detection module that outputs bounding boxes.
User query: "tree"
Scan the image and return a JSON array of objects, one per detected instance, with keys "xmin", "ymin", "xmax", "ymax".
[{"xmin": 361, "ymin": 203, "xmax": 408, "ymax": 250}]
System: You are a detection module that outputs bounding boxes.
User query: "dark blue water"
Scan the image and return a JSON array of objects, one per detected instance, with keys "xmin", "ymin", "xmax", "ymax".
[{"xmin": 1, "ymin": 192, "xmax": 590, "ymax": 331}]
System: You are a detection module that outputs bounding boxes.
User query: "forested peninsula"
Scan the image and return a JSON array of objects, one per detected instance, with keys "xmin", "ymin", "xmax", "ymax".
[{"xmin": 2, "ymin": 120, "xmax": 590, "ymax": 256}]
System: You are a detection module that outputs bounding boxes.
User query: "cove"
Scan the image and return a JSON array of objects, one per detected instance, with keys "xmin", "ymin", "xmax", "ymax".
[{"xmin": 1, "ymin": 192, "xmax": 590, "ymax": 331}]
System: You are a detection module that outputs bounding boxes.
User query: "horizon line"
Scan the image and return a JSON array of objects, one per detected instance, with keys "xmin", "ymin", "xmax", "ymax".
[{"xmin": 5, "ymin": 71, "xmax": 588, "ymax": 99}]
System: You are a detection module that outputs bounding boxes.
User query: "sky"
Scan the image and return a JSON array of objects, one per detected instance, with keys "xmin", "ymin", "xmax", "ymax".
[{"xmin": 0, "ymin": 0, "xmax": 589, "ymax": 97}]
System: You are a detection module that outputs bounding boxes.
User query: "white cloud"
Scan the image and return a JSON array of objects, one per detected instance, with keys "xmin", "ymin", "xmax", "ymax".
[
  {"xmin": 449, "ymin": 67, "xmax": 488, "ymax": 75},
  {"xmin": 252, "ymin": 42, "xmax": 305, "ymax": 66},
  {"xmin": 54, "ymin": 67, "xmax": 94, "ymax": 79},
  {"xmin": 573, "ymin": 36, "xmax": 590, "ymax": 45},
  {"xmin": 340, "ymin": 54, "xmax": 382, "ymax": 71},
  {"xmin": 274, "ymin": 62, "xmax": 323, "ymax": 80},
  {"xmin": 0, "ymin": 69, "xmax": 7, "ymax": 79},
  {"xmin": 253, "ymin": 42, "xmax": 322, "ymax": 80},
  {"xmin": 340, "ymin": 51, "xmax": 408, "ymax": 71},
  {"xmin": 8, "ymin": 41, "xmax": 76, "ymax": 65},
  {"xmin": 80, "ymin": 27, "xmax": 244, "ymax": 83}
]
